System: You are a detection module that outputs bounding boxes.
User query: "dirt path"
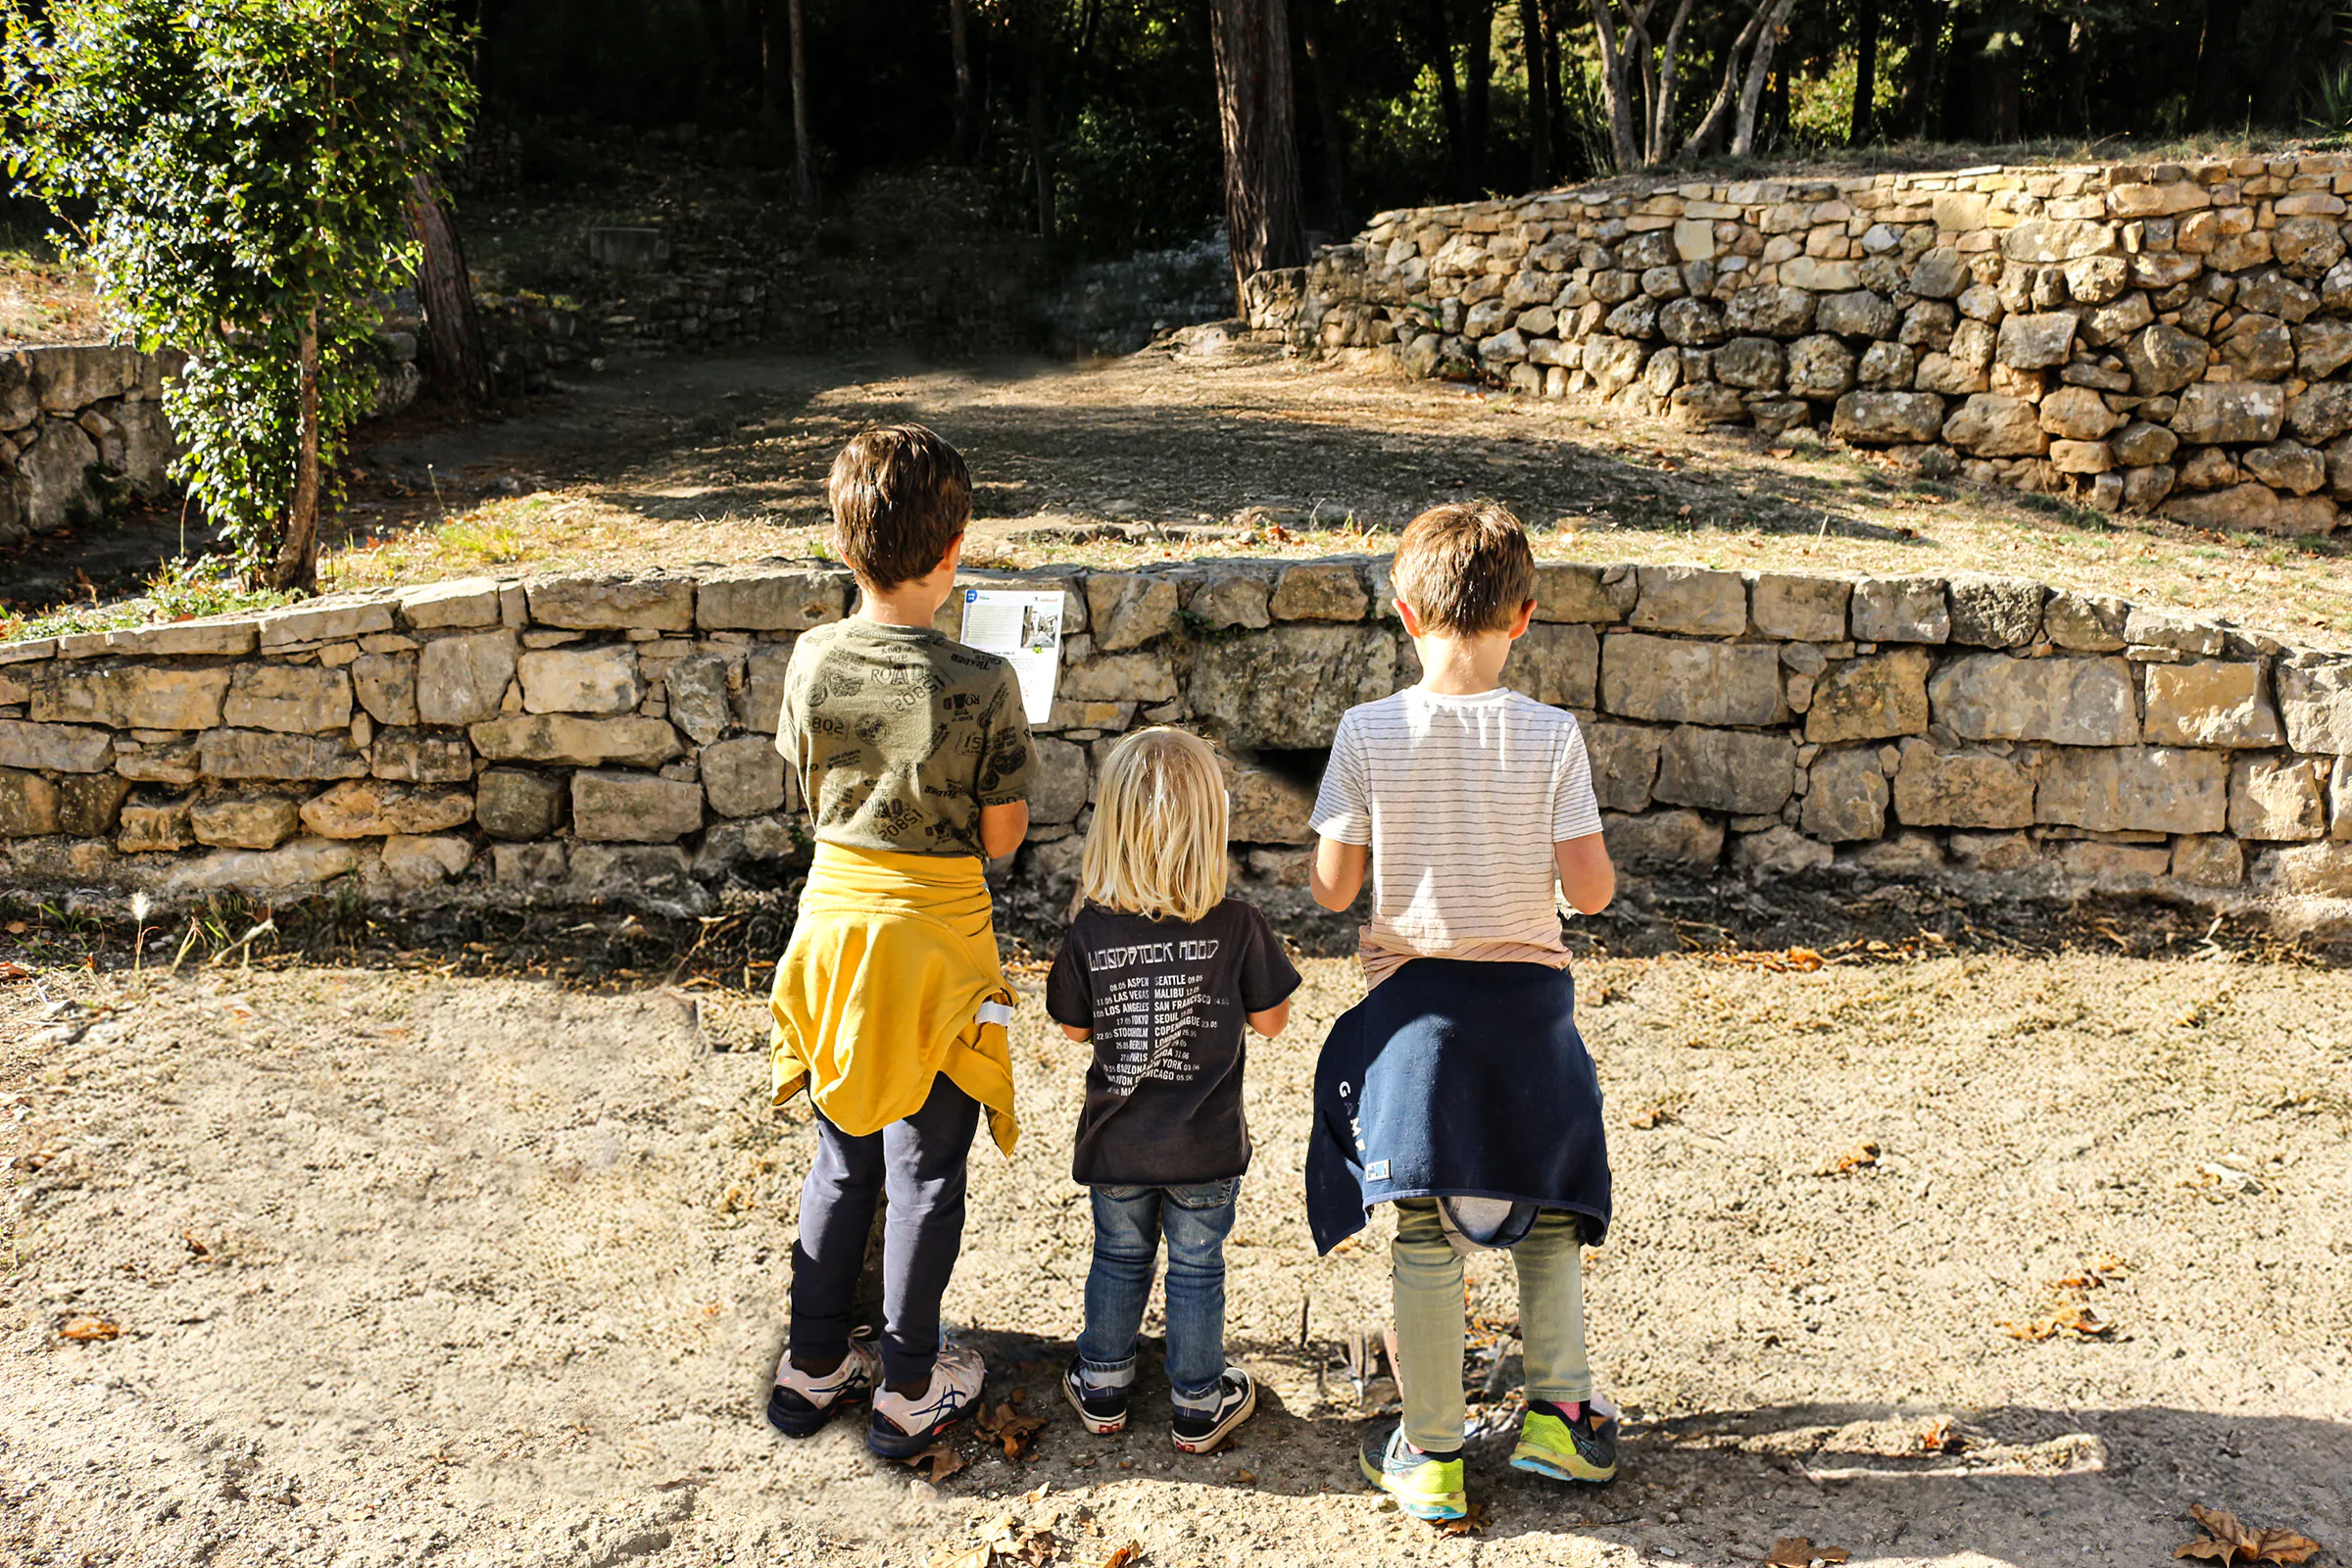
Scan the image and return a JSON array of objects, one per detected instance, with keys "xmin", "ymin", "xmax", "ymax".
[{"xmin": 3, "ymin": 944, "xmax": 2346, "ymax": 1567}]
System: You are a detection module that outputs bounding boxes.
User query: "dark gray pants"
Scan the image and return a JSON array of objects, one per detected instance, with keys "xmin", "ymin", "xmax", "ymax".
[{"xmin": 789, "ymin": 1073, "xmax": 980, "ymax": 1388}]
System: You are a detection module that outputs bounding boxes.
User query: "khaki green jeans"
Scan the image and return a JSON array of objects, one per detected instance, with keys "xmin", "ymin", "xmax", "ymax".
[{"xmin": 1390, "ymin": 1198, "xmax": 1593, "ymax": 1453}]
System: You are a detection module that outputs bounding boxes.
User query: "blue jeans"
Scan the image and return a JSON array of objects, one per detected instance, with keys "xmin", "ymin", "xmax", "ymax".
[{"xmin": 1076, "ymin": 1179, "xmax": 1240, "ymax": 1404}]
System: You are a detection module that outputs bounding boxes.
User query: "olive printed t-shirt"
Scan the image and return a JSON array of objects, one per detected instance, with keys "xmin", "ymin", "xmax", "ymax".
[
  {"xmin": 1046, "ymin": 898, "xmax": 1302, "ymax": 1186},
  {"xmin": 777, "ymin": 618, "xmax": 1036, "ymax": 858}
]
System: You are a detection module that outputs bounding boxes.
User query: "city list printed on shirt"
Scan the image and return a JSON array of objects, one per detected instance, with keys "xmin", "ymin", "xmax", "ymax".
[
  {"xmin": 958, "ymin": 588, "xmax": 1063, "ymax": 724},
  {"xmin": 1088, "ymin": 938, "xmax": 1228, "ymax": 1094}
]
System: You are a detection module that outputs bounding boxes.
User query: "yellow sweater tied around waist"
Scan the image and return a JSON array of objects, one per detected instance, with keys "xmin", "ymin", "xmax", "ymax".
[{"xmin": 769, "ymin": 842, "xmax": 1020, "ymax": 1154}]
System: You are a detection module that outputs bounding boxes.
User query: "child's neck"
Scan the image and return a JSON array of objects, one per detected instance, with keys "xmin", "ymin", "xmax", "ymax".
[
  {"xmin": 1413, "ymin": 630, "xmax": 1513, "ymax": 696},
  {"xmin": 854, "ymin": 552, "xmax": 960, "ymax": 628}
]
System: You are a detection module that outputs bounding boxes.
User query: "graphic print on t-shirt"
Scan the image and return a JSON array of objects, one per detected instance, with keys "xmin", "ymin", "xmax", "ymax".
[{"xmin": 1089, "ymin": 937, "xmax": 1229, "ymax": 1093}]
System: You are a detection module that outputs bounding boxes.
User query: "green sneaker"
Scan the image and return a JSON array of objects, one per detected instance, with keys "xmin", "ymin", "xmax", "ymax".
[
  {"xmin": 1510, "ymin": 1397, "xmax": 1618, "ymax": 1483},
  {"xmin": 1359, "ymin": 1422, "xmax": 1467, "ymax": 1521}
]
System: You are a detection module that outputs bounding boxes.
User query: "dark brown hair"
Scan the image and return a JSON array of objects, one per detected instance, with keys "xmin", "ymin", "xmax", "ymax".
[
  {"xmin": 827, "ymin": 424, "xmax": 972, "ymax": 589},
  {"xmin": 1390, "ymin": 501, "xmax": 1537, "ymax": 635}
]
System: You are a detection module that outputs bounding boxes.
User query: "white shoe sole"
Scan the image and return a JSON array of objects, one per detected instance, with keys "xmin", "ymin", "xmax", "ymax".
[{"xmin": 1171, "ymin": 1379, "xmax": 1256, "ymax": 1453}]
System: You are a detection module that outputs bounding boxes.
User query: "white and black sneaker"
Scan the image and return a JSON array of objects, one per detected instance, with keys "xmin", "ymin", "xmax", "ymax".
[
  {"xmin": 867, "ymin": 1344, "xmax": 986, "ymax": 1459},
  {"xmin": 1061, "ymin": 1355, "xmax": 1131, "ymax": 1435},
  {"xmin": 1170, "ymin": 1365, "xmax": 1256, "ymax": 1453},
  {"xmin": 766, "ymin": 1328, "xmax": 881, "ymax": 1438}
]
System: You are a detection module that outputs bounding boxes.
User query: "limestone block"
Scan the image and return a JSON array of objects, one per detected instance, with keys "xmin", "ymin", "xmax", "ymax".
[
  {"xmin": 2243, "ymin": 442, "xmax": 2326, "ymax": 495},
  {"xmin": 493, "ymin": 840, "xmax": 567, "ymax": 885},
  {"xmin": 1189, "ymin": 569, "xmax": 1274, "ymax": 630},
  {"xmin": 396, "ymin": 578, "xmax": 504, "ymax": 630},
  {"xmin": 2230, "ymin": 755, "xmax": 2328, "ymax": 840},
  {"xmin": 2062, "ymin": 255, "xmax": 2129, "ymax": 304},
  {"xmin": 30, "ymin": 664, "xmax": 230, "ymax": 731},
  {"xmin": 1891, "ymin": 740, "xmax": 2037, "ymax": 829},
  {"xmin": 0, "ymin": 768, "xmax": 58, "ymax": 836},
  {"xmin": 2038, "ymin": 385, "xmax": 2123, "ymax": 440},
  {"xmin": 1270, "ymin": 563, "xmax": 1369, "ymax": 622},
  {"xmin": 1630, "ymin": 564, "xmax": 1746, "ymax": 636},
  {"xmin": 475, "ymin": 768, "xmax": 567, "ymax": 841},
  {"xmin": 1724, "ymin": 284, "xmax": 1815, "ymax": 334},
  {"xmin": 1063, "ymin": 651, "xmax": 1180, "ymax": 706},
  {"xmin": 1785, "ymin": 335, "xmax": 1857, "ymax": 399},
  {"xmin": 1799, "ymin": 746, "xmax": 1889, "ymax": 841},
  {"xmin": 1733, "ymin": 825, "xmax": 1835, "ymax": 876},
  {"xmin": 525, "ymin": 573, "xmax": 696, "ymax": 631},
  {"xmin": 165, "ymin": 837, "xmax": 361, "ymax": 894},
  {"xmin": 1511, "ymin": 623, "xmax": 1599, "ymax": 710},
  {"xmin": 1781, "ymin": 257, "xmax": 1861, "ymax": 292},
  {"xmin": 2122, "ymin": 323, "xmax": 2209, "ymax": 396},
  {"xmin": 1657, "ymin": 297, "xmax": 1726, "ymax": 345},
  {"xmin": 738, "ymin": 648, "xmax": 794, "ymax": 735},
  {"xmin": 1599, "ymin": 635, "xmax": 1785, "ymax": 726},
  {"xmin": 1941, "ymin": 393, "xmax": 2049, "ymax": 456},
  {"xmin": 1907, "ymin": 248, "xmax": 1969, "ymax": 298},
  {"xmin": 2123, "ymin": 465, "xmax": 2180, "ymax": 511},
  {"xmin": 664, "ymin": 655, "xmax": 731, "ymax": 746},
  {"xmin": 2111, "ymin": 420, "xmax": 2179, "ymax": 466},
  {"xmin": 1087, "ymin": 573, "xmax": 1182, "ymax": 649},
  {"xmin": 1714, "ymin": 337, "xmax": 1784, "ymax": 390},
  {"xmin": 254, "ymin": 598, "xmax": 394, "ymax": 651},
  {"xmin": 98, "ymin": 619, "xmax": 256, "ymax": 659},
  {"xmin": 1805, "ymin": 649, "xmax": 1931, "ymax": 743},
  {"xmin": 1857, "ymin": 341, "xmax": 1916, "ymax": 389},
  {"xmin": 2287, "ymin": 383, "xmax": 2352, "ymax": 445},
  {"xmin": 1601, "ymin": 808, "xmax": 1724, "ymax": 868},
  {"xmin": 115, "ymin": 800, "xmax": 192, "ymax": 853},
  {"xmin": 300, "ymin": 779, "xmax": 474, "ymax": 839},
  {"xmin": 198, "ymin": 729, "xmax": 368, "ymax": 781},
  {"xmin": 1027, "ymin": 737, "xmax": 1090, "ymax": 828},
  {"xmin": 2170, "ymin": 381, "xmax": 2286, "ymax": 445},
  {"xmin": 571, "ymin": 770, "xmax": 704, "ymax": 843},
  {"xmin": 1750, "ymin": 573, "xmax": 1851, "ymax": 642},
  {"xmin": 2141, "ymin": 662, "xmax": 2282, "ymax": 748},
  {"xmin": 416, "ymin": 630, "xmax": 519, "ymax": 726},
  {"xmin": 468, "ymin": 714, "xmax": 683, "ymax": 769},
  {"xmin": 1946, "ymin": 576, "xmax": 2046, "ymax": 648},
  {"xmin": 2049, "ymin": 440, "xmax": 2113, "ymax": 474},
  {"xmin": 2058, "ymin": 840, "xmax": 2172, "ymax": 880},
  {"xmin": 351, "ymin": 653, "xmax": 419, "ymax": 727},
  {"xmin": 221, "ymin": 664, "xmax": 351, "ymax": 734},
  {"xmin": 31, "ymin": 344, "xmax": 140, "ymax": 410},
  {"xmin": 2171, "ymin": 835, "xmax": 2245, "ymax": 887},
  {"xmin": 2293, "ymin": 317, "xmax": 2352, "ymax": 378},
  {"xmin": 1816, "ymin": 290, "xmax": 1899, "ymax": 340},
  {"xmin": 2276, "ymin": 658, "xmax": 2352, "ymax": 754},
  {"xmin": 381, "ymin": 834, "xmax": 474, "ymax": 889},
  {"xmin": 1832, "ymin": 391, "xmax": 1944, "ymax": 445},
  {"xmin": 2336, "ymin": 757, "xmax": 2352, "ymax": 840},
  {"xmin": 1226, "ymin": 758, "xmax": 1316, "ymax": 845},
  {"xmin": 1585, "ymin": 721, "xmax": 1661, "ymax": 812},
  {"xmin": 1651, "ymin": 726, "xmax": 1794, "ymax": 816},
  {"xmin": 51, "ymin": 773, "xmax": 127, "ymax": 837},
  {"xmin": 1948, "ymin": 830, "xmax": 2039, "ymax": 870},
  {"xmin": 16, "ymin": 419, "xmax": 99, "ymax": 525},
  {"xmin": 2080, "ymin": 291, "xmax": 2154, "ymax": 347},
  {"xmin": 191, "ymin": 795, "xmax": 301, "ymax": 850},
  {"xmin": 2217, "ymin": 314, "xmax": 2294, "ymax": 381},
  {"xmin": 1996, "ymin": 312, "xmax": 2079, "ymax": 368},
  {"xmin": 518, "ymin": 644, "xmax": 641, "ymax": 715},
  {"xmin": 2270, "ymin": 841, "xmax": 2352, "ymax": 896},
  {"xmin": 1931, "ymin": 653, "xmax": 2138, "ymax": 746},
  {"xmin": 1191, "ymin": 626, "xmax": 1396, "ymax": 748},
  {"xmin": 2002, "ymin": 220, "xmax": 2117, "ymax": 264},
  {"xmin": 1849, "ymin": 577, "xmax": 1950, "ymax": 643},
  {"xmin": 2035, "ymin": 746, "xmax": 2227, "ymax": 834},
  {"xmin": 370, "ymin": 727, "xmax": 476, "ymax": 784},
  {"xmin": 695, "ymin": 566, "xmax": 848, "ymax": 631}
]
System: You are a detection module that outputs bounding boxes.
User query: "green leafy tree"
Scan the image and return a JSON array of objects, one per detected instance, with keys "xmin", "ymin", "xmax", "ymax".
[{"xmin": 3, "ymin": 0, "xmax": 476, "ymax": 590}]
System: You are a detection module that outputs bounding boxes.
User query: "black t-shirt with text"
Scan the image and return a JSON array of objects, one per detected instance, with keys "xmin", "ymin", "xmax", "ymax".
[{"xmin": 1045, "ymin": 898, "xmax": 1302, "ymax": 1187}]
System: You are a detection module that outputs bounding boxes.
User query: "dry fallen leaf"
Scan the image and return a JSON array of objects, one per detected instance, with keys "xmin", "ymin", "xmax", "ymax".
[
  {"xmin": 2176, "ymin": 1503, "xmax": 2324, "ymax": 1564},
  {"xmin": 0, "ymin": 961, "xmax": 30, "ymax": 982},
  {"xmin": 183, "ymin": 1229, "xmax": 210, "ymax": 1258},
  {"xmin": 974, "ymin": 1397, "xmax": 1048, "ymax": 1460},
  {"xmin": 1918, "ymin": 1416, "xmax": 1962, "ymax": 1453},
  {"xmin": 1437, "ymin": 1501, "xmax": 1490, "ymax": 1537},
  {"xmin": 5, "ymin": 919, "xmax": 28, "ymax": 935},
  {"xmin": 1097, "ymin": 1543, "xmax": 1145, "ymax": 1568},
  {"xmin": 928, "ymin": 1547, "xmax": 991, "ymax": 1568},
  {"xmin": 906, "ymin": 1444, "xmax": 968, "ymax": 1484},
  {"xmin": 1766, "ymin": 1540, "xmax": 1850, "ymax": 1567},
  {"xmin": 58, "ymin": 1315, "xmax": 119, "ymax": 1343},
  {"xmin": 1816, "ymin": 1140, "xmax": 1880, "ymax": 1176}
]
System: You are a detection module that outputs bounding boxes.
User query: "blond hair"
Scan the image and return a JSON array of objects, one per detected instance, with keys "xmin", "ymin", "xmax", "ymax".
[
  {"xmin": 1078, "ymin": 726, "xmax": 1229, "ymax": 923},
  {"xmin": 1392, "ymin": 500, "xmax": 1537, "ymax": 635}
]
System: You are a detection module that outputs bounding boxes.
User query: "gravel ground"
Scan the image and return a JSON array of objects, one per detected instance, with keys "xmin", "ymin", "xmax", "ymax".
[{"xmin": 3, "ymin": 942, "xmax": 2348, "ymax": 1568}]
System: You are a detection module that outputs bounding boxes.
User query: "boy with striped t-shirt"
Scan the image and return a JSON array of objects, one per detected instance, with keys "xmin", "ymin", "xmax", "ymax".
[{"xmin": 1308, "ymin": 501, "xmax": 1619, "ymax": 1521}]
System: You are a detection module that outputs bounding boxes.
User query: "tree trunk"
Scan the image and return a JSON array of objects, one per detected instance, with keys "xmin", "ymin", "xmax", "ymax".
[
  {"xmin": 1645, "ymin": 0, "xmax": 1697, "ymax": 166},
  {"xmin": 788, "ymin": 0, "xmax": 817, "ymax": 207},
  {"xmin": 1731, "ymin": 0, "xmax": 1797, "ymax": 154},
  {"xmin": 1539, "ymin": 0, "xmax": 1567, "ymax": 177},
  {"xmin": 1462, "ymin": 0, "xmax": 1494, "ymax": 190},
  {"xmin": 272, "ymin": 311, "xmax": 322, "ymax": 594},
  {"xmin": 405, "ymin": 172, "xmax": 492, "ymax": 410},
  {"xmin": 1585, "ymin": 0, "xmax": 1642, "ymax": 172},
  {"xmin": 1028, "ymin": 70, "xmax": 1057, "ymax": 239},
  {"xmin": 1298, "ymin": 0, "xmax": 1351, "ymax": 218},
  {"xmin": 949, "ymin": 0, "xmax": 974, "ymax": 160},
  {"xmin": 1423, "ymin": 0, "xmax": 1470, "ymax": 194},
  {"xmin": 1895, "ymin": 0, "xmax": 1943, "ymax": 137},
  {"xmin": 1685, "ymin": 0, "xmax": 1790, "ymax": 157},
  {"xmin": 1210, "ymin": 0, "xmax": 1309, "ymax": 306},
  {"xmin": 2193, "ymin": 0, "xmax": 2243, "ymax": 129},
  {"xmin": 1521, "ymin": 0, "xmax": 1552, "ymax": 185},
  {"xmin": 1849, "ymin": 0, "xmax": 1878, "ymax": 143}
]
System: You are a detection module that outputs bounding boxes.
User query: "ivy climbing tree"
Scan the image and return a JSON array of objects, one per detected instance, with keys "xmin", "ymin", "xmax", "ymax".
[{"xmin": 3, "ymin": 0, "xmax": 475, "ymax": 591}]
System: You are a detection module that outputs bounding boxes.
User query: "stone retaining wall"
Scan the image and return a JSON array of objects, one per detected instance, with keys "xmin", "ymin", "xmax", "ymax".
[
  {"xmin": 0, "ymin": 344, "xmax": 179, "ymax": 548},
  {"xmin": 1264, "ymin": 154, "xmax": 2352, "ymax": 533},
  {"xmin": 3, "ymin": 560, "xmax": 2350, "ymax": 933}
]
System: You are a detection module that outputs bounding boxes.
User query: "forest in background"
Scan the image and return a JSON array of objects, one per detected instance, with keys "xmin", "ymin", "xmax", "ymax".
[{"xmin": 463, "ymin": 0, "xmax": 2352, "ymax": 260}]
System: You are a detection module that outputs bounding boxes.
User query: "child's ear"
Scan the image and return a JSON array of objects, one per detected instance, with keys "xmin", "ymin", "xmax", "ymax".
[
  {"xmin": 1396, "ymin": 598, "xmax": 1423, "ymax": 637},
  {"xmin": 1506, "ymin": 598, "xmax": 1538, "ymax": 639},
  {"xmin": 937, "ymin": 531, "xmax": 967, "ymax": 576}
]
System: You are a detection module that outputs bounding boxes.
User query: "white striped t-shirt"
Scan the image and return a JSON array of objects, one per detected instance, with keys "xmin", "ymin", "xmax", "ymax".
[{"xmin": 1310, "ymin": 686, "xmax": 1604, "ymax": 981}]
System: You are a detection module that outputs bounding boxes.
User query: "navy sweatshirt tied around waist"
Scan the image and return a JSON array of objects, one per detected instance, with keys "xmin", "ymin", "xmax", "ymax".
[{"xmin": 1304, "ymin": 956, "xmax": 1612, "ymax": 1254}]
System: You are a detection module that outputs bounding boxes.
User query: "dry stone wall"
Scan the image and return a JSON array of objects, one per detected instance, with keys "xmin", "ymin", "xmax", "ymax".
[
  {"xmin": 1264, "ymin": 154, "xmax": 2352, "ymax": 532},
  {"xmin": 0, "ymin": 344, "xmax": 179, "ymax": 547},
  {"xmin": 3, "ymin": 560, "xmax": 2350, "ymax": 933}
]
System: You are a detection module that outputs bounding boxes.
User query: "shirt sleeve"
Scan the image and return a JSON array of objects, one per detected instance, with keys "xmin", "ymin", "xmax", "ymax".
[
  {"xmin": 773, "ymin": 642, "xmax": 811, "ymax": 802},
  {"xmin": 1551, "ymin": 716, "xmax": 1605, "ymax": 842},
  {"xmin": 1308, "ymin": 710, "xmax": 1372, "ymax": 845},
  {"xmin": 1045, "ymin": 923, "xmax": 1093, "ymax": 1030},
  {"xmin": 1235, "ymin": 904, "xmax": 1303, "ymax": 1014},
  {"xmin": 976, "ymin": 659, "xmax": 1037, "ymax": 807}
]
